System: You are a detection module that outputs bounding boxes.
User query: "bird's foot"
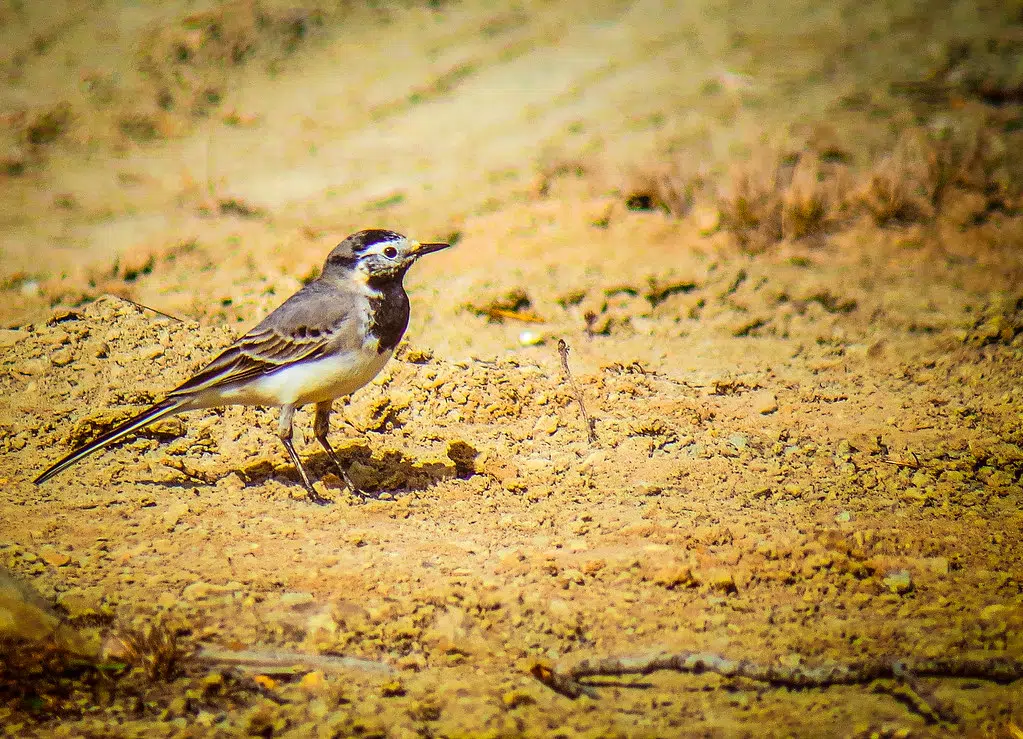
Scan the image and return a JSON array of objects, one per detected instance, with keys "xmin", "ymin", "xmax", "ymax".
[
  {"xmin": 306, "ymin": 488, "xmax": 333, "ymax": 506},
  {"xmin": 350, "ymin": 486, "xmax": 389, "ymax": 501}
]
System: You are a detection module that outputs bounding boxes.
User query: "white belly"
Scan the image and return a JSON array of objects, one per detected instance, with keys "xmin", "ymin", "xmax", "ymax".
[{"xmin": 212, "ymin": 344, "xmax": 393, "ymax": 407}]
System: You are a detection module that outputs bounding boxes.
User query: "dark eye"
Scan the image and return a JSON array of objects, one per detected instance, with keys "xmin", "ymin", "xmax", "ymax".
[{"xmin": 383, "ymin": 246, "xmax": 398, "ymax": 259}]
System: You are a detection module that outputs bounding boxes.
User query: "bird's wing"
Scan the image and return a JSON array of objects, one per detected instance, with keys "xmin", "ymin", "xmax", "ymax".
[{"xmin": 168, "ymin": 281, "xmax": 364, "ymax": 398}]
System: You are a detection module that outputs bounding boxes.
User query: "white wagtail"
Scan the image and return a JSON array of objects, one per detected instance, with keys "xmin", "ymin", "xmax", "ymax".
[{"xmin": 33, "ymin": 229, "xmax": 450, "ymax": 504}]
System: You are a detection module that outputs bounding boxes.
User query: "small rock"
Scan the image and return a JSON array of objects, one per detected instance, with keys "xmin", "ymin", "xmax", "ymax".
[
  {"xmin": 502, "ymin": 689, "xmax": 535, "ymax": 708},
  {"xmin": 727, "ymin": 434, "xmax": 748, "ymax": 451},
  {"xmin": 778, "ymin": 653, "xmax": 802, "ymax": 669},
  {"xmin": 152, "ymin": 538, "xmax": 175, "ymax": 554},
  {"xmin": 0, "ymin": 329, "xmax": 30, "ymax": 349},
  {"xmin": 497, "ymin": 549, "xmax": 526, "ymax": 569},
  {"xmin": 162, "ymin": 503, "xmax": 190, "ymax": 532},
  {"xmin": 299, "ymin": 671, "xmax": 325, "ymax": 693},
  {"xmin": 753, "ymin": 391, "xmax": 779, "ymax": 415},
  {"xmin": 653, "ymin": 565, "xmax": 697, "ymax": 589},
  {"xmin": 582, "ymin": 559, "xmax": 606, "ymax": 575},
  {"xmin": 705, "ymin": 569, "xmax": 737, "ymax": 594},
  {"xmin": 156, "ymin": 591, "xmax": 177, "ymax": 609},
  {"xmin": 49, "ymin": 348, "xmax": 74, "ymax": 367},
  {"xmin": 182, "ymin": 581, "xmax": 216, "ymax": 600},
  {"xmin": 851, "ymin": 592, "xmax": 872, "ymax": 607},
  {"xmin": 532, "ymin": 413, "xmax": 559, "ymax": 436},
  {"xmin": 200, "ymin": 673, "xmax": 224, "ymax": 690},
  {"xmin": 562, "ymin": 569, "xmax": 585, "ymax": 585},
  {"xmin": 16, "ymin": 358, "xmax": 50, "ymax": 375},
  {"xmin": 56, "ymin": 587, "xmax": 105, "ymax": 619},
  {"xmin": 925, "ymin": 557, "xmax": 948, "ymax": 576},
  {"xmin": 518, "ymin": 330, "xmax": 545, "ymax": 346},
  {"xmin": 306, "ymin": 609, "xmax": 337, "ymax": 640},
  {"xmin": 280, "ymin": 592, "xmax": 314, "ymax": 608},
  {"xmin": 692, "ymin": 204, "xmax": 721, "ymax": 235},
  {"xmin": 638, "ymin": 482, "xmax": 663, "ymax": 496},
  {"xmin": 882, "ymin": 569, "xmax": 913, "ymax": 595},
  {"xmin": 39, "ymin": 547, "xmax": 71, "ymax": 567},
  {"xmin": 182, "ymin": 581, "xmax": 240, "ymax": 601},
  {"xmin": 139, "ymin": 344, "xmax": 166, "ymax": 360},
  {"xmin": 547, "ymin": 598, "xmax": 574, "ymax": 623}
]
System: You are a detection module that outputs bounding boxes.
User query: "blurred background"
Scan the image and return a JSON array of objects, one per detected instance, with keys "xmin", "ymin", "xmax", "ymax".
[
  {"xmin": 3, "ymin": 2, "xmax": 1023, "ymax": 734},
  {"xmin": 2, "ymin": 0, "xmax": 1020, "ymax": 330}
]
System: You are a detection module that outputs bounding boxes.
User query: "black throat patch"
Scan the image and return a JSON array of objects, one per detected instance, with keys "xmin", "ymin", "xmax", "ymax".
[{"xmin": 366, "ymin": 277, "xmax": 411, "ymax": 353}]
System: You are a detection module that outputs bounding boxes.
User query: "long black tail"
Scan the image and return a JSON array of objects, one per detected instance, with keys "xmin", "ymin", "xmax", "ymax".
[{"xmin": 33, "ymin": 399, "xmax": 185, "ymax": 485}]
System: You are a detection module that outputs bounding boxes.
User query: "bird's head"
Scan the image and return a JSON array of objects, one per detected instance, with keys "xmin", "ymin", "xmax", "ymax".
[{"xmin": 321, "ymin": 229, "xmax": 450, "ymax": 285}]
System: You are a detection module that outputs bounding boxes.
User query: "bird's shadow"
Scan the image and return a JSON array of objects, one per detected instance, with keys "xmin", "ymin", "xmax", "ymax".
[
  {"xmin": 235, "ymin": 439, "xmax": 478, "ymax": 497},
  {"xmin": 127, "ymin": 429, "xmax": 478, "ymax": 499}
]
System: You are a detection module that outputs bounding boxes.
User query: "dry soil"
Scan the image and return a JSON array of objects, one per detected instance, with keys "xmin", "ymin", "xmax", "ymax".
[{"xmin": 1, "ymin": 1, "xmax": 1022, "ymax": 737}]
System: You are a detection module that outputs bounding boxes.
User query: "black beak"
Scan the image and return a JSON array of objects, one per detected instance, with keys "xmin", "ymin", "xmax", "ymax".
[{"xmin": 412, "ymin": 241, "xmax": 451, "ymax": 257}]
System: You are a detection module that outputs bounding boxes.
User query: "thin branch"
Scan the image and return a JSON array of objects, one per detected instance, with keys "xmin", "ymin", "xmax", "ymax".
[
  {"xmin": 557, "ymin": 339, "xmax": 598, "ymax": 444},
  {"xmin": 112, "ymin": 294, "xmax": 185, "ymax": 323},
  {"xmin": 161, "ymin": 458, "xmax": 220, "ymax": 484},
  {"xmin": 195, "ymin": 647, "xmax": 395, "ymax": 676},
  {"xmin": 531, "ymin": 651, "xmax": 1023, "ymax": 723}
]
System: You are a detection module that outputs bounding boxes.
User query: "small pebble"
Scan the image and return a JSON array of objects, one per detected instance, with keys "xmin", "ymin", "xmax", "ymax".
[
  {"xmin": 139, "ymin": 344, "xmax": 166, "ymax": 360},
  {"xmin": 882, "ymin": 569, "xmax": 913, "ymax": 595},
  {"xmin": 56, "ymin": 587, "xmax": 105, "ymax": 619},
  {"xmin": 39, "ymin": 547, "xmax": 72, "ymax": 567},
  {"xmin": 0, "ymin": 329, "xmax": 29, "ymax": 349},
  {"xmin": 692, "ymin": 204, "xmax": 721, "ymax": 235},
  {"xmin": 502, "ymin": 689, "xmax": 535, "ymax": 708},
  {"xmin": 49, "ymin": 348, "xmax": 74, "ymax": 367},
  {"xmin": 280, "ymin": 592, "xmax": 314, "ymax": 608},
  {"xmin": 705, "ymin": 569, "xmax": 737, "ymax": 594},
  {"xmin": 753, "ymin": 390, "xmax": 779, "ymax": 415},
  {"xmin": 532, "ymin": 413, "xmax": 559, "ymax": 435},
  {"xmin": 299, "ymin": 671, "xmax": 325, "ymax": 692},
  {"xmin": 518, "ymin": 330, "xmax": 545, "ymax": 346}
]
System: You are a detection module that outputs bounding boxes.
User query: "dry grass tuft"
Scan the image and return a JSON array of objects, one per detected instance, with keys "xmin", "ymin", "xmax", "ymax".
[
  {"xmin": 627, "ymin": 119, "xmax": 1020, "ymax": 252},
  {"xmin": 929, "ymin": 124, "xmax": 1017, "ymax": 212},
  {"xmin": 859, "ymin": 130, "xmax": 938, "ymax": 225},
  {"xmin": 858, "ymin": 124, "xmax": 1019, "ymax": 226},
  {"xmin": 716, "ymin": 152, "xmax": 786, "ymax": 252},
  {"xmin": 781, "ymin": 155, "xmax": 848, "ymax": 241},
  {"xmin": 108, "ymin": 618, "xmax": 193, "ymax": 682},
  {"xmin": 621, "ymin": 160, "xmax": 709, "ymax": 218}
]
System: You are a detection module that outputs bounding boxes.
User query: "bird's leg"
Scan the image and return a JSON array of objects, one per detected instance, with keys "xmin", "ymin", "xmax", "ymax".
[
  {"xmin": 278, "ymin": 404, "xmax": 330, "ymax": 505},
  {"xmin": 313, "ymin": 401, "xmax": 365, "ymax": 497}
]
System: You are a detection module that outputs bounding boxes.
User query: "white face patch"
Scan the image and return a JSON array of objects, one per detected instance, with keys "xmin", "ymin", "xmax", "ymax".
[
  {"xmin": 351, "ymin": 268, "xmax": 386, "ymax": 296},
  {"xmin": 350, "ymin": 235, "xmax": 413, "ymax": 282}
]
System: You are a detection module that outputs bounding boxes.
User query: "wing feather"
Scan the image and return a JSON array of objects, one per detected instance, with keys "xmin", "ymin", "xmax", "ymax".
[{"xmin": 168, "ymin": 280, "xmax": 364, "ymax": 398}]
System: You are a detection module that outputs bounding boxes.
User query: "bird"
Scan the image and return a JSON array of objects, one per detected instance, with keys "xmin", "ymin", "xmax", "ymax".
[{"xmin": 33, "ymin": 229, "xmax": 451, "ymax": 504}]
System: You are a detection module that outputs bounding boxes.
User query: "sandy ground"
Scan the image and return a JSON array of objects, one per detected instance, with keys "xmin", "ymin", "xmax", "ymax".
[{"xmin": 2, "ymin": 1, "xmax": 1023, "ymax": 736}]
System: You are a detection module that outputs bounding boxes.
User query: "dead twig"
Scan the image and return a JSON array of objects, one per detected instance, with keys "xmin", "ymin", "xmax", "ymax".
[
  {"xmin": 111, "ymin": 294, "xmax": 184, "ymax": 323},
  {"xmin": 882, "ymin": 451, "xmax": 921, "ymax": 469},
  {"xmin": 557, "ymin": 339, "xmax": 597, "ymax": 444},
  {"xmin": 483, "ymin": 307, "xmax": 546, "ymax": 323},
  {"xmin": 194, "ymin": 647, "xmax": 395, "ymax": 676},
  {"xmin": 161, "ymin": 458, "xmax": 220, "ymax": 484},
  {"xmin": 870, "ymin": 677, "xmax": 954, "ymax": 725},
  {"xmin": 530, "ymin": 651, "xmax": 1023, "ymax": 724}
]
